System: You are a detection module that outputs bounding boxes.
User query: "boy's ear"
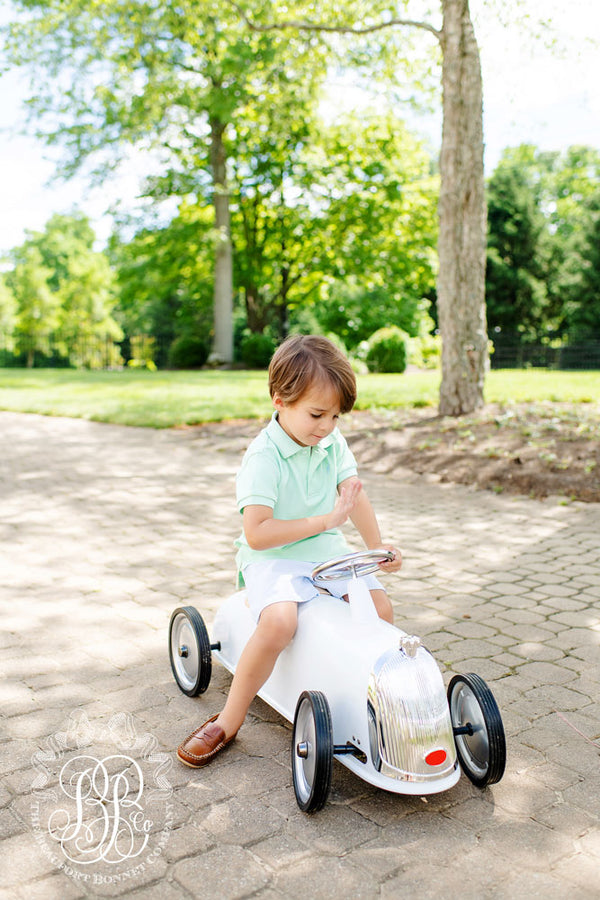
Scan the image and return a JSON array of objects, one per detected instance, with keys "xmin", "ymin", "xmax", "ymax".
[{"xmin": 273, "ymin": 393, "xmax": 285, "ymax": 411}]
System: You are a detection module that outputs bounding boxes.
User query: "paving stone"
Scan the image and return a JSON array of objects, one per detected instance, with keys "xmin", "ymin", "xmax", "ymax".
[
  {"xmin": 492, "ymin": 869, "xmax": 596, "ymax": 900},
  {"xmin": 126, "ymin": 881, "xmax": 191, "ymax": 900},
  {"xmin": 273, "ymin": 854, "xmax": 380, "ymax": 900},
  {"xmin": 477, "ymin": 817, "xmax": 575, "ymax": 868},
  {"xmin": 0, "ymin": 806, "xmax": 27, "ymax": 839},
  {"xmin": 534, "ymin": 802, "xmax": 599, "ymax": 839},
  {"xmin": 0, "ymin": 832, "xmax": 59, "ymax": 887},
  {"xmin": 509, "ymin": 641, "xmax": 565, "ymax": 662},
  {"xmin": 13, "ymin": 874, "xmax": 87, "ymax": 900},
  {"xmin": 550, "ymin": 852, "xmax": 600, "ymax": 894},
  {"xmin": 199, "ymin": 796, "xmax": 286, "ymax": 846},
  {"xmin": 517, "ymin": 660, "xmax": 579, "ymax": 686},
  {"xmin": 162, "ymin": 824, "xmax": 213, "ymax": 863},
  {"xmin": 251, "ymin": 831, "xmax": 313, "ymax": 871},
  {"xmin": 174, "ymin": 845, "xmax": 269, "ymax": 899}
]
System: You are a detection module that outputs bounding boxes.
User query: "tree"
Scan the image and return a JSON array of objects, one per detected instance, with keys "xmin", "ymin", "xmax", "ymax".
[
  {"xmin": 6, "ymin": 213, "xmax": 121, "ymax": 367},
  {"xmin": 5, "ymin": 0, "xmax": 329, "ymax": 364},
  {"xmin": 436, "ymin": 0, "xmax": 487, "ymax": 414},
  {"xmin": 566, "ymin": 191, "xmax": 600, "ymax": 333},
  {"xmin": 9, "ymin": 246, "xmax": 59, "ymax": 367},
  {"xmin": 231, "ymin": 110, "xmax": 439, "ymax": 343},
  {"xmin": 230, "ymin": 0, "xmax": 488, "ymax": 414},
  {"xmin": 485, "ymin": 144, "xmax": 600, "ymax": 338},
  {"xmin": 306, "ymin": 114, "xmax": 438, "ymax": 346},
  {"xmin": 0, "ymin": 276, "xmax": 17, "ymax": 353},
  {"xmin": 485, "ymin": 147, "xmax": 550, "ymax": 337},
  {"xmin": 110, "ymin": 202, "xmax": 215, "ymax": 358},
  {"xmin": 228, "ymin": 66, "xmax": 323, "ymax": 337},
  {"xmin": 542, "ymin": 146, "xmax": 600, "ymax": 333}
]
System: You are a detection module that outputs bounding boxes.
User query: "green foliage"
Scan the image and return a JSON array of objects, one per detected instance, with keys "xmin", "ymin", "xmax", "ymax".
[
  {"xmin": 0, "ymin": 277, "xmax": 17, "ymax": 349},
  {"xmin": 485, "ymin": 147, "xmax": 550, "ymax": 337},
  {"xmin": 569, "ymin": 191, "xmax": 600, "ymax": 333},
  {"xmin": 167, "ymin": 335, "xmax": 209, "ymax": 370},
  {"xmin": 110, "ymin": 202, "xmax": 215, "ymax": 350},
  {"xmin": 307, "ymin": 114, "xmax": 439, "ymax": 343},
  {"xmin": 486, "ymin": 144, "xmax": 600, "ymax": 340},
  {"xmin": 5, "ymin": 213, "xmax": 121, "ymax": 368},
  {"xmin": 239, "ymin": 332, "xmax": 276, "ymax": 368},
  {"xmin": 408, "ymin": 331, "xmax": 442, "ymax": 369},
  {"xmin": 365, "ymin": 326, "xmax": 409, "ymax": 373},
  {"xmin": 8, "ymin": 245, "xmax": 61, "ymax": 367}
]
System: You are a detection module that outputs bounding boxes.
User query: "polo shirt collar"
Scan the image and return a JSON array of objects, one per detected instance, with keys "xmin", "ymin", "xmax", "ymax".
[{"xmin": 267, "ymin": 412, "xmax": 335, "ymax": 458}]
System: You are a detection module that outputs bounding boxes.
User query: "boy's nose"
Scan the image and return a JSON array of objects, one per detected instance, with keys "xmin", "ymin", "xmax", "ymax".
[{"xmin": 319, "ymin": 420, "xmax": 335, "ymax": 435}]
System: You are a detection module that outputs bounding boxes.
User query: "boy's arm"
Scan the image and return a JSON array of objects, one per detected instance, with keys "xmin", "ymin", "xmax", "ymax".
[
  {"xmin": 342, "ymin": 476, "xmax": 403, "ymax": 573},
  {"xmin": 242, "ymin": 480, "xmax": 362, "ymax": 551}
]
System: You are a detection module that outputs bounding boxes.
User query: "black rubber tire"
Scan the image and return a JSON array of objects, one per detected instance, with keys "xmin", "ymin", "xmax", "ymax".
[
  {"xmin": 291, "ymin": 690, "xmax": 333, "ymax": 813},
  {"xmin": 448, "ymin": 673, "xmax": 506, "ymax": 788},
  {"xmin": 168, "ymin": 606, "xmax": 212, "ymax": 697}
]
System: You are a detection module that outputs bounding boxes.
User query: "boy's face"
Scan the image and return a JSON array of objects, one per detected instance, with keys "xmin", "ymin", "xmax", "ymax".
[{"xmin": 273, "ymin": 382, "xmax": 341, "ymax": 447}]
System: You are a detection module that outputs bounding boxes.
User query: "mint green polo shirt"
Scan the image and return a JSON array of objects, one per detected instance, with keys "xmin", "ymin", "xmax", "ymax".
[{"xmin": 234, "ymin": 413, "xmax": 358, "ymax": 573}]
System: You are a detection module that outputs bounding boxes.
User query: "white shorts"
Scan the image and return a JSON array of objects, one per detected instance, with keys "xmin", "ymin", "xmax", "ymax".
[{"xmin": 242, "ymin": 559, "xmax": 384, "ymax": 622}]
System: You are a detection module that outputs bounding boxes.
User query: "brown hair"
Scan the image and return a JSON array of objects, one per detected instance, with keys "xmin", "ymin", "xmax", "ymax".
[{"xmin": 268, "ymin": 334, "xmax": 357, "ymax": 414}]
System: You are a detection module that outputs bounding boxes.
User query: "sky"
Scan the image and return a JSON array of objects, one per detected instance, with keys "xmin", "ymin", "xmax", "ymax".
[{"xmin": 0, "ymin": 1, "xmax": 599, "ymax": 257}]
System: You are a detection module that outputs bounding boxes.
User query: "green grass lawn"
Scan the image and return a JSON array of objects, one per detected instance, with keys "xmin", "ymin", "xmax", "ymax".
[{"xmin": 0, "ymin": 367, "xmax": 598, "ymax": 428}]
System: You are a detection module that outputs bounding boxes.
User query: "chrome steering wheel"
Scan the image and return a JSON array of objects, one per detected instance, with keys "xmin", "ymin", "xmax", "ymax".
[{"xmin": 312, "ymin": 549, "xmax": 395, "ymax": 585}]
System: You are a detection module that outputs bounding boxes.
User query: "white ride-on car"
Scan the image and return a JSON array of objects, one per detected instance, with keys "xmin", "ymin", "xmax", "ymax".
[{"xmin": 169, "ymin": 550, "xmax": 506, "ymax": 812}]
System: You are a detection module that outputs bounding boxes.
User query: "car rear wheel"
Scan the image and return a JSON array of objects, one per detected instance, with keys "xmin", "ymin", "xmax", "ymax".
[
  {"xmin": 291, "ymin": 690, "xmax": 333, "ymax": 813},
  {"xmin": 169, "ymin": 606, "xmax": 212, "ymax": 696},
  {"xmin": 448, "ymin": 673, "xmax": 506, "ymax": 787}
]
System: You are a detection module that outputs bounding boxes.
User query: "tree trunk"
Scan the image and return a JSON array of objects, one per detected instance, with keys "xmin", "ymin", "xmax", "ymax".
[
  {"xmin": 209, "ymin": 117, "xmax": 234, "ymax": 363},
  {"xmin": 437, "ymin": 0, "xmax": 488, "ymax": 415}
]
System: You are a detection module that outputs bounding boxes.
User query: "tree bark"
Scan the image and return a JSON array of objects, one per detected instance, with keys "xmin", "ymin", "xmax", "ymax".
[
  {"xmin": 209, "ymin": 116, "xmax": 234, "ymax": 363},
  {"xmin": 437, "ymin": 0, "xmax": 488, "ymax": 415}
]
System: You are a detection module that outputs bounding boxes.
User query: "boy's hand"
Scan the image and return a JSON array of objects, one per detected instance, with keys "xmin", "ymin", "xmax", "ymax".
[
  {"xmin": 377, "ymin": 544, "xmax": 402, "ymax": 573},
  {"xmin": 326, "ymin": 479, "xmax": 362, "ymax": 529}
]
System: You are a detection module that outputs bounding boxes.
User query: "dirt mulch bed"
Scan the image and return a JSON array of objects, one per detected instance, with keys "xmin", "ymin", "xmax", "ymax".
[{"xmin": 344, "ymin": 402, "xmax": 600, "ymax": 503}]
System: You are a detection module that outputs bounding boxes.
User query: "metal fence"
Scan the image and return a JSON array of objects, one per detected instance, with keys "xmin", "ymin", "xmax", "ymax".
[
  {"xmin": 490, "ymin": 333, "xmax": 600, "ymax": 370},
  {"xmin": 0, "ymin": 333, "xmax": 172, "ymax": 370},
  {"xmin": 1, "ymin": 330, "xmax": 600, "ymax": 370}
]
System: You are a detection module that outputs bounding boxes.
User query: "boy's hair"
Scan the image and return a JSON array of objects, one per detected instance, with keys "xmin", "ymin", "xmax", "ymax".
[{"xmin": 268, "ymin": 334, "xmax": 357, "ymax": 414}]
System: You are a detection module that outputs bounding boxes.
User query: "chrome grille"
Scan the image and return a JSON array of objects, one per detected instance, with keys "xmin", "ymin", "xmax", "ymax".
[{"xmin": 367, "ymin": 642, "xmax": 457, "ymax": 781}]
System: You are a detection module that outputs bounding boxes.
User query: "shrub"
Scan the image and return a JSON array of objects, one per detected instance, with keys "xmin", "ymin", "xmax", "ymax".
[
  {"xmin": 240, "ymin": 332, "xmax": 276, "ymax": 368},
  {"xmin": 408, "ymin": 333, "xmax": 442, "ymax": 369},
  {"xmin": 365, "ymin": 327, "xmax": 409, "ymax": 373},
  {"xmin": 168, "ymin": 335, "xmax": 208, "ymax": 369}
]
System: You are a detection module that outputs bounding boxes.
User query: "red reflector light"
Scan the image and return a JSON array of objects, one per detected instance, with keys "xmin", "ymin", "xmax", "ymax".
[{"xmin": 425, "ymin": 749, "xmax": 447, "ymax": 767}]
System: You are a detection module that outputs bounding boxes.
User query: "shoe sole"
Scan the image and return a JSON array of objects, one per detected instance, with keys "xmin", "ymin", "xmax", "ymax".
[{"xmin": 177, "ymin": 737, "xmax": 236, "ymax": 768}]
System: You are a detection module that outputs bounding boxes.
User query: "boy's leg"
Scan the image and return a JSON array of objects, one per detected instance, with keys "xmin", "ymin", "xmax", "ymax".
[
  {"xmin": 370, "ymin": 588, "xmax": 394, "ymax": 624},
  {"xmin": 215, "ymin": 600, "xmax": 298, "ymax": 738}
]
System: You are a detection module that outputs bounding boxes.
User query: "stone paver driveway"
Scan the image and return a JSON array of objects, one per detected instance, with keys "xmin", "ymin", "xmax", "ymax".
[{"xmin": 1, "ymin": 411, "xmax": 599, "ymax": 899}]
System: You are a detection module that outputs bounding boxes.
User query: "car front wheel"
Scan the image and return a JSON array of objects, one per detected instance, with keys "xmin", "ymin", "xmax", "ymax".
[
  {"xmin": 291, "ymin": 690, "xmax": 333, "ymax": 813},
  {"xmin": 448, "ymin": 673, "xmax": 506, "ymax": 788}
]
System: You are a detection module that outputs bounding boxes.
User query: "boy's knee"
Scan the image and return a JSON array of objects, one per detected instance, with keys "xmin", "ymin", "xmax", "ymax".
[{"xmin": 260, "ymin": 604, "xmax": 297, "ymax": 648}]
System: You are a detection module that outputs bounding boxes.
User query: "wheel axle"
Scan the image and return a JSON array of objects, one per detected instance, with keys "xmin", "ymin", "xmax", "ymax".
[{"xmin": 453, "ymin": 723, "xmax": 474, "ymax": 737}]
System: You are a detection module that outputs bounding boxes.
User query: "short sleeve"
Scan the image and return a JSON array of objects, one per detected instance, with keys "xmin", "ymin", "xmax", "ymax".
[
  {"xmin": 334, "ymin": 431, "xmax": 358, "ymax": 484},
  {"xmin": 236, "ymin": 447, "xmax": 280, "ymax": 512}
]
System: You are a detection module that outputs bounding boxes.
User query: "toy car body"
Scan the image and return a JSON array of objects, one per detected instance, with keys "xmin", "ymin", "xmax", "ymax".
[{"xmin": 169, "ymin": 551, "xmax": 506, "ymax": 812}]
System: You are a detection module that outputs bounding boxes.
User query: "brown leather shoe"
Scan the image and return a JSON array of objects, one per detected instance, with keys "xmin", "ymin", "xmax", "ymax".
[{"xmin": 177, "ymin": 714, "xmax": 237, "ymax": 768}]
